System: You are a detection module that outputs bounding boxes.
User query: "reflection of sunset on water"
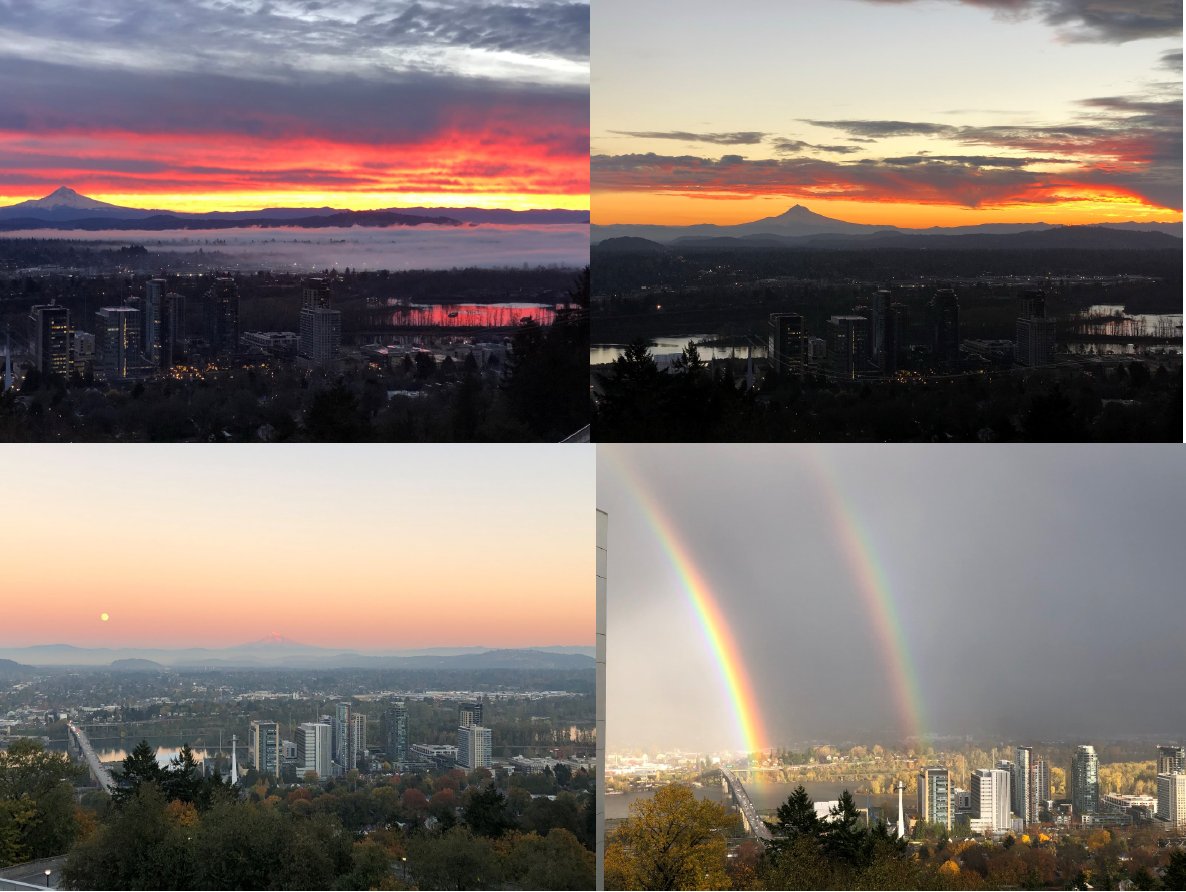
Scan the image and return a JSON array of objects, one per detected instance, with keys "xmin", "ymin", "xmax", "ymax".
[{"xmin": 384, "ymin": 303, "xmax": 564, "ymax": 328}]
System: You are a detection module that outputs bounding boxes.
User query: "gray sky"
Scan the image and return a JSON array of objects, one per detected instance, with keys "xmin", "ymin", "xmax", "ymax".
[{"xmin": 599, "ymin": 445, "xmax": 1186, "ymax": 753}]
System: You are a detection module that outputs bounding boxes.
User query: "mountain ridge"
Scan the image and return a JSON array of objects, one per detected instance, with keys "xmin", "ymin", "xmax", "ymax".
[
  {"xmin": 592, "ymin": 204, "xmax": 1182, "ymax": 243},
  {"xmin": 0, "ymin": 187, "xmax": 589, "ymax": 227}
]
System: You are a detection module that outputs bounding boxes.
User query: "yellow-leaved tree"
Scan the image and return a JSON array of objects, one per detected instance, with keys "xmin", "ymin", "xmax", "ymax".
[{"xmin": 605, "ymin": 784, "xmax": 734, "ymax": 890}]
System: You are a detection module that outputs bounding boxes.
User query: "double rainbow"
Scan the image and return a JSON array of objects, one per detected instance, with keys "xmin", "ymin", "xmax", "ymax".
[{"xmin": 610, "ymin": 447, "xmax": 928, "ymax": 754}]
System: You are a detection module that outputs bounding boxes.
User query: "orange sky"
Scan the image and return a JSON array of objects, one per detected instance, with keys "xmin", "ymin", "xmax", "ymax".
[
  {"xmin": 592, "ymin": 0, "xmax": 1181, "ymax": 228},
  {"xmin": 0, "ymin": 446, "xmax": 594, "ymax": 650},
  {"xmin": 595, "ymin": 190, "xmax": 1182, "ymax": 227}
]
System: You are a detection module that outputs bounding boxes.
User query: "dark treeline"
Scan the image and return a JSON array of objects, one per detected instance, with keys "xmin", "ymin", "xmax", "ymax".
[
  {"xmin": 592, "ymin": 245, "xmax": 1182, "ymax": 296},
  {"xmin": 593, "ymin": 341, "xmax": 1182, "ymax": 442}
]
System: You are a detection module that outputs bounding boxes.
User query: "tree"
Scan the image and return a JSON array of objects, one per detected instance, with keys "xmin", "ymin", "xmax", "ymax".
[
  {"xmin": 772, "ymin": 785, "xmax": 820, "ymax": 839},
  {"xmin": 0, "ymin": 738, "xmax": 82, "ymax": 864},
  {"xmin": 62, "ymin": 783, "xmax": 191, "ymax": 890},
  {"xmin": 407, "ymin": 826, "xmax": 497, "ymax": 890},
  {"xmin": 162, "ymin": 745, "xmax": 202, "ymax": 805},
  {"xmin": 821, "ymin": 790, "xmax": 866, "ymax": 868},
  {"xmin": 502, "ymin": 829, "xmax": 595, "ymax": 890},
  {"xmin": 1164, "ymin": 850, "xmax": 1186, "ymax": 891},
  {"xmin": 113, "ymin": 740, "xmax": 165, "ymax": 806},
  {"xmin": 463, "ymin": 786, "xmax": 513, "ymax": 838},
  {"xmin": 604, "ymin": 784, "xmax": 731, "ymax": 890}
]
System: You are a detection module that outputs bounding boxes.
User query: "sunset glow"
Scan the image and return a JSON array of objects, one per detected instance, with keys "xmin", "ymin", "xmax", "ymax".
[
  {"xmin": 0, "ymin": 2, "xmax": 589, "ymax": 213},
  {"xmin": 1, "ymin": 446, "xmax": 594, "ymax": 650},
  {"xmin": 592, "ymin": 0, "xmax": 1181, "ymax": 228}
]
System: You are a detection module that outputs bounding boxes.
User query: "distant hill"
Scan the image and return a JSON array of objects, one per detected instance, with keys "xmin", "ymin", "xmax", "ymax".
[
  {"xmin": 592, "ymin": 203, "xmax": 1183, "ymax": 245},
  {"xmin": 594, "ymin": 236, "xmax": 671, "ymax": 255},
  {"xmin": 0, "ymin": 658, "xmax": 29, "ymax": 675},
  {"xmin": 667, "ymin": 225, "xmax": 1181, "ymax": 252},
  {"xmin": 109, "ymin": 658, "xmax": 169, "ymax": 673},
  {"xmin": 0, "ymin": 641, "xmax": 594, "ymax": 670},
  {"xmin": 0, "ymin": 187, "xmax": 586, "ymax": 229}
]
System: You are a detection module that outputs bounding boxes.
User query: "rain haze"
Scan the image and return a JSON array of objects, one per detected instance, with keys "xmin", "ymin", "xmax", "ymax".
[{"xmin": 599, "ymin": 444, "xmax": 1186, "ymax": 754}]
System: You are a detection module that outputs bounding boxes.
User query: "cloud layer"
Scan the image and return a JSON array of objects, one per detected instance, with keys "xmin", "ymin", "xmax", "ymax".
[
  {"xmin": 0, "ymin": 1, "xmax": 589, "ymax": 206},
  {"xmin": 859, "ymin": 0, "xmax": 1181, "ymax": 43},
  {"xmin": 596, "ymin": 86, "xmax": 1182, "ymax": 212}
]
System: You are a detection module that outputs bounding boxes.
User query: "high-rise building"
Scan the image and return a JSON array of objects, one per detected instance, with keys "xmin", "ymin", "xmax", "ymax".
[
  {"xmin": 918, "ymin": 766, "xmax": 952, "ymax": 830},
  {"xmin": 295, "ymin": 722, "xmax": 332, "ymax": 779},
  {"xmin": 1015, "ymin": 290, "xmax": 1056, "ymax": 366},
  {"xmin": 768, "ymin": 313, "xmax": 806, "ymax": 372},
  {"xmin": 94, "ymin": 306, "xmax": 143, "ymax": 382},
  {"xmin": 1157, "ymin": 745, "xmax": 1185, "ymax": 776},
  {"xmin": 143, "ymin": 279, "xmax": 165, "ymax": 364},
  {"xmin": 351, "ymin": 713, "xmax": 367, "ymax": 771},
  {"xmin": 826, "ymin": 315, "xmax": 870, "ymax": 380},
  {"xmin": 872, "ymin": 291, "xmax": 908, "ymax": 374},
  {"xmin": 1014, "ymin": 746, "xmax": 1033, "ymax": 824},
  {"xmin": 299, "ymin": 277, "xmax": 340, "ymax": 365},
  {"xmin": 333, "ymin": 703, "xmax": 351, "ymax": 772},
  {"xmin": 929, "ymin": 288, "xmax": 960, "ymax": 366},
  {"xmin": 1033, "ymin": 759, "xmax": 1050, "ymax": 817},
  {"xmin": 206, "ymin": 277, "xmax": 239, "ymax": 358},
  {"xmin": 970, "ymin": 768, "xmax": 1011, "ymax": 834},
  {"xmin": 1156, "ymin": 772, "xmax": 1186, "ymax": 830},
  {"xmin": 457, "ymin": 725, "xmax": 492, "ymax": 770},
  {"xmin": 30, "ymin": 303, "xmax": 72, "ymax": 379},
  {"xmin": 250, "ymin": 720, "xmax": 281, "ymax": 778},
  {"xmin": 1070, "ymin": 745, "xmax": 1100, "ymax": 817},
  {"xmin": 381, "ymin": 703, "xmax": 409, "ymax": 766},
  {"xmin": 460, "ymin": 702, "xmax": 483, "ymax": 727}
]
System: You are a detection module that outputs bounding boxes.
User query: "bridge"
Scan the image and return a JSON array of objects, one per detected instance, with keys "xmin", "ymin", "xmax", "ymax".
[
  {"xmin": 67, "ymin": 723, "xmax": 116, "ymax": 794},
  {"xmin": 719, "ymin": 766, "xmax": 773, "ymax": 842}
]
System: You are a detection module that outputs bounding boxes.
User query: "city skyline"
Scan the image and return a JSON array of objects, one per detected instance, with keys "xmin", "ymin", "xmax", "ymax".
[
  {"xmin": 0, "ymin": 445, "xmax": 594, "ymax": 650},
  {"xmin": 592, "ymin": 0, "xmax": 1182, "ymax": 227},
  {"xmin": 598, "ymin": 444, "xmax": 1186, "ymax": 753},
  {"xmin": 0, "ymin": 1, "xmax": 589, "ymax": 213}
]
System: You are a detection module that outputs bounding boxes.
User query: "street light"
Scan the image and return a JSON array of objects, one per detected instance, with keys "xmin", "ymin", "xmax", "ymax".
[{"xmin": 44, "ymin": 869, "xmax": 51, "ymax": 887}]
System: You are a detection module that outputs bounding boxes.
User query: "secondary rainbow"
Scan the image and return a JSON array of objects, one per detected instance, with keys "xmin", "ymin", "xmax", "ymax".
[
  {"xmin": 610, "ymin": 456, "xmax": 769, "ymax": 756},
  {"xmin": 809, "ymin": 448, "xmax": 929, "ymax": 744}
]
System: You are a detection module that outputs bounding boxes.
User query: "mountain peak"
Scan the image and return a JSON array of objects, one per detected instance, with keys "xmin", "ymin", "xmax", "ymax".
[
  {"xmin": 778, "ymin": 204, "xmax": 822, "ymax": 218},
  {"xmin": 17, "ymin": 186, "xmax": 120, "ymax": 211}
]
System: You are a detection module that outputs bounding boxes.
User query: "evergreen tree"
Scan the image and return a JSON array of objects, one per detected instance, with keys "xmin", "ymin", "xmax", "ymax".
[
  {"xmin": 772, "ymin": 784, "xmax": 820, "ymax": 838},
  {"xmin": 821, "ymin": 790, "xmax": 866, "ymax": 868},
  {"xmin": 113, "ymin": 740, "xmax": 165, "ymax": 806}
]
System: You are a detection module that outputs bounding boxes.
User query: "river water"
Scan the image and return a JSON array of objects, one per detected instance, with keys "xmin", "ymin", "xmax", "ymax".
[{"xmin": 606, "ymin": 779, "xmax": 899, "ymax": 821}]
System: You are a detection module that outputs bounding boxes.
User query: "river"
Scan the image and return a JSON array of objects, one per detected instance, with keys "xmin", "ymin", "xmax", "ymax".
[{"xmin": 606, "ymin": 778, "xmax": 900, "ymax": 821}]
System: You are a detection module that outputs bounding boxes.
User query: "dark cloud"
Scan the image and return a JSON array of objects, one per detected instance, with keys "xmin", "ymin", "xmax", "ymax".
[
  {"xmin": 802, "ymin": 119, "xmax": 959, "ymax": 139},
  {"xmin": 609, "ymin": 130, "xmax": 768, "ymax": 145},
  {"xmin": 373, "ymin": 1, "xmax": 589, "ymax": 60},
  {"xmin": 1161, "ymin": 49, "xmax": 1183, "ymax": 69},
  {"xmin": 0, "ymin": 1, "xmax": 589, "ymax": 73},
  {"xmin": 859, "ymin": 0, "xmax": 1181, "ymax": 43},
  {"xmin": 592, "ymin": 152, "xmax": 1072, "ymax": 208},
  {"xmin": 771, "ymin": 138, "xmax": 862, "ymax": 155},
  {"xmin": 880, "ymin": 154, "xmax": 1074, "ymax": 166}
]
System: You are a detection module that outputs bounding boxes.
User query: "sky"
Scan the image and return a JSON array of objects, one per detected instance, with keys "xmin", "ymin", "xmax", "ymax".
[
  {"xmin": 599, "ymin": 444, "xmax": 1186, "ymax": 754},
  {"xmin": 592, "ymin": 0, "xmax": 1183, "ymax": 227},
  {"xmin": 0, "ymin": 0, "xmax": 589, "ymax": 213},
  {"xmin": 0, "ymin": 444, "xmax": 594, "ymax": 649}
]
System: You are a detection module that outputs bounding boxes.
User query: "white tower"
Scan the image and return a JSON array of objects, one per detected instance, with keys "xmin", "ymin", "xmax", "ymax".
[
  {"xmin": 230, "ymin": 734, "xmax": 238, "ymax": 784},
  {"xmin": 897, "ymin": 780, "xmax": 906, "ymax": 839}
]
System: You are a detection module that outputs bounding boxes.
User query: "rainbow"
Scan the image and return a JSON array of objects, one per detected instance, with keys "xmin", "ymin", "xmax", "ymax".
[
  {"xmin": 609, "ymin": 456, "xmax": 769, "ymax": 757},
  {"xmin": 807, "ymin": 448, "xmax": 929, "ymax": 745}
]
